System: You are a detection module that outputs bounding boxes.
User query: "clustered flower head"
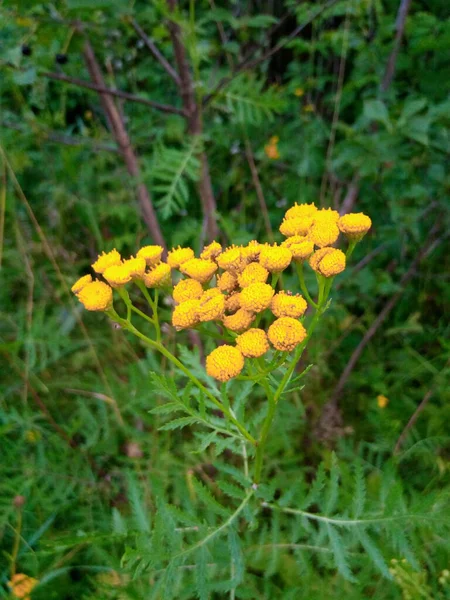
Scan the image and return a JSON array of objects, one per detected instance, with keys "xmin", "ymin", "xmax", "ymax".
[
  {"xmin": 8, "ymin": 573, "xmax": 39, "ymax": 600},
  {"xmin": 72, "ymin": 203, "xmax": 371, "ymax": 383}
]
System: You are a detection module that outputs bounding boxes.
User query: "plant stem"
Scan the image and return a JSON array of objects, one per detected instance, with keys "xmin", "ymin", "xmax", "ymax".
[{"xmin": 295, "ymin": 262, "xmax": 318, "ymax": 308}]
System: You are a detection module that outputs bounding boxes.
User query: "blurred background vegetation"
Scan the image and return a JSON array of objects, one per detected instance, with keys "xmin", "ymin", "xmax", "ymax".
[{"xmin": 0, "ymin": 0, "xmax": 449, "ymax": 598}]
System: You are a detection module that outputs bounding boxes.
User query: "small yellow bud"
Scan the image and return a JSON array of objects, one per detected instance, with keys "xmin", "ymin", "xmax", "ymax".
[
  {"xmin": 92, "ymin": 249, "xmax": 122, "ymax": 274},
  {"xmin": 206, "ymin": 345, "xmax": 245, "ymax": 381},
  {"xmin": 236, "ymin": 328, "xmax": 269, "ymax": 358},
  {"xmin": 223, "ymin": 308, "xmax": 254, "ymax": 333},
  {"xmin": 338, "ymin": 213, "xmax": 372, "ymax": 241},
  {"xmin": 180, "ymin": 258, "xmax": 218, "ymax": 283},
  {"xmin": 259, "ymin": 245, "xmax": 292, "ymax": 273},
  {"xmin": 143, "ymin": 263, "xmax": 172, "ymax": 288},
  {"xmin": 167, "ymin": 246, "xmax": 195, "ymax": 269},
  {"xmin": 271, "ymin": 291, "xmax": 307, "ymax": 318},
  {"xmin": 172, "ymin": 299, "xmax": 200, "ymax": 330},
  {"xmin": 137, "ymin": 245, "xmax": 164, "ymax": 266},
  {"xmin": 71, "ymin": 274, "xmax": 92, "ymax": 295},
  {"xmin": 268, "ymin": 317, "xmax": 307, "ymax": 352},
  {"xmin": 240, "ymin": 282, "xmax": 274, "ymax": 313},
  {"xmin": 77, "ymin": 281, "xmax": 113, "ymax": 311},
  {"xmin": 173, "ymin": 278, "xmax": 203, "ymax": 304}
]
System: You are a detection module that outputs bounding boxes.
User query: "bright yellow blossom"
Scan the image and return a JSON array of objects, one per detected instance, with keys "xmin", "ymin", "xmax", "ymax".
[
  {"xmin": 180, "ymin": 258, "xmax": 218, "ymax": 283},
  {"xmin": 198, "ymin": 292, "xmax": 225, "ymax": 322},
  {"xmin": 259, "ymin": 245, "xmax": 292, "ymax": 272},
  {"xmin": 236, "ymin": 328, "xmax": 269, "ymax": 358},
  {"xmin": 224, "ymin": 292, "xmax": 241, "ymax": 313},
  {"xmin": 377, "ymin": 394, "xmax": 389, "ymax": 408},
  {"xmin": 217, "ymin": 247, "xmax": 242, "ymax": 272},
  {"xmin": 103, "ymin": 264, "xmax": 133, "ymax": 288},
  {"xmin": 200, "ymin": 241, "xmax": 222, "ymax": 261},
  {"xmin": 290, "ymin": 240, "xmax": 315, "ymax": 261},
  {"xmin": 223, "ymin": 308, "xmax": 254, "ymax": 332},
  {"xmin": 238, "ymin": 262, "xmax": 269, "ymax": 288},
  {"xmin": 338, "ymin": 213, "xmax": 372, "ymax": 241},
  {"xmin": 92, "ymin": 249, "xmax": 122, "ymax": 274},
  {"xmin": 172, "ymin": 299, "xmax": 200, "ymax": 330},
  {"xmin": 294, "ymin": 87, "xmax": 304, "ymax": 97},
  {"xmin": 308, "ymin": 220, "xmax": 340, "ymax": 248},
  {"xmin": 309, "ymin": 248, "xmax": 346, "ymax": 277},
  {"xmin": 172, "ymin": 279, "xmax": 203, "ymax": 303},
  {"xmin": 217, "ymin": 271, "xmax": 238, "ymax": 293},
  {"xmin": 8, "ymin": 573, "xmax": 38, "ymax": 599},
  {"xmin": 122, "ymin": 256, "xmax": 146, "ymax": 279},
  {"xmin": 268, "ymin": 317, "xmax": 307, "ymax": 352},
  {"xmin": 167, "ymin": 246, "xmax": 194, "ymax": 269},
  {"xmin": 279, "ymin": 216, "xmax": 314, "ymax": 237},
  {"xmin": 206, "ymin": 345, "xmax": 245, "ymax": 381},
  {"xmin": 71, "ymin": 274, "xmax": 92, "ymax": 295},
  {"xmin": 313, "ymin": 208, "xmax": 340, "ymax": 223},
  {"xmin": 77, "ymin": 281, "xmax": 113, "ymax": 312},
  {"xmin": 143, "ymin": 263, "xmax": 171, "ymax": 287},
  {"xmin": 137, "ymin": 245, "xmax": 164, "ymax": 266},
  {"xmin": 240, "ymin": 282, "xmax": 274, "ymax": 313},
  {"xmin": 271, "ymin": 291, "xmax": 307, "ymax": 318},
  {"xmin": 284, "ymin": 202, "xmax": 317, "ymax": 221},
  {"xmin": 241, "ymin": 240, "xmax": 262, "ymax": 262}
]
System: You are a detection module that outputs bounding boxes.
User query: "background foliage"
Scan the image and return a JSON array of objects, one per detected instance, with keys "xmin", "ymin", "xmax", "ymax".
[{"xmin": 1, "ymin": 0, "xmax": 449, "ymax": 598}]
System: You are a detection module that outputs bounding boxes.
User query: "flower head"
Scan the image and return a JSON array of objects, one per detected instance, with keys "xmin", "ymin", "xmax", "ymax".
[
  {"xmin": 284, "ymin": 202, "xmax": 317, "ymax": 221},
  {"xmin": 206, "ymin": 345, "xmax": 245, "ymax": 381},
  {"xmin": 71, "ymin": 274, "xmax": 92, "ymax": 295},
  {"xmin": 264, "ymin": 136, "xmax": 280, "ymax": 160},
  {"xmin": 172, "ymin": 299, "xmax": 200, "ymax": 330},
  {"xmin": 137, "ymin": 245, "xmax": 164, "ymax": 266},
  {"xmin": 268, "ymin": 317, "xmax": 307, "ymax": 352},
  {"xmin": 217, "ymin": 271, "xmax": 238, "ymax": 293},
  {"xmin": 122, "ymin": 256, "xmax": 146, "ymax": 279},
  {"xmin": 279, "ymin": 216, "xmax": 314, "ymax": 237},
  {"xmin": 103, "ymin": 264, "xmax": 132, "ymax": 288},
  {"xmin": 241, "ymin": 240, "xmax": 262, "ymax": 262},
  {"xmin": 92, "ymin": 249, "xmax": 122, "ymax": 274},
  {"xmin": 167, "ymin": 246, "xmax": 195, "ymax": 269},
  {"xmin": 224, "ymin": 292, "xmax": 241, "ymax": 313},
  {"xmin": 314, "ymin": 208, "xmax": 339, "ymax": 223},
  {"xmin": 180, "ymin": 258, "xmax": 217, "ymax": 283},
  {"xmin": 77, "ymin": 281, "xmax": 113, "ymax": 311},
  {"xmin": 236, "ymin": 328, "xmax": 269, "ymax": 358},
  {"xmin": 271, "ymin": 291, "xmax": 307, "ymax": 318},
  {"xmin": 198, "ymin": 291, "xmax": 225, "ymax": 322},
  {"xmin": 172, "ymin": 278, "xmax": 203, "ymax": 303},
  {"xmin": 238, "ymin": 262, "xmax": 269, "ymax": 288},
  {"xmin": 377, "ymin": 394, "xmax": 389, "ymax": 409},
  {"xmin": 223, "ymin": 308, "xmax": 254, "ymax": 332},
  {"xmin": 309, "ymin": 248, "xmax": 345, "ymax": 277},
  {"xmin": 216, "ymin": 247, "xmax": 242, "ymax": 272},
  {"xmin": 8, "ymin": 573, "xmax": 38, "ymax": 599},
  {"xmin": 338, "ymin": 213, "xmax": 372, "ymax": 241},
  {"xmin": 143, "ymin": 262, "xmax": 171, "ymax": 287},
  {"xmin": 240, "ymin": 282, "xmax": 274, "ymax": 313},
  {"xmin": 286, "ymin": 238, "xmax": 315, "ymax": 261},
  {"xmin": 200, "ymin": 241, "xmax": 222, "ymax": 261},
  {"xmin": 259, "ymin": 244, "xmax": 292, "ymax": 272},
  {"xmin": 308, "ymin": 217, "xmax": 340, "ymax": 248}
]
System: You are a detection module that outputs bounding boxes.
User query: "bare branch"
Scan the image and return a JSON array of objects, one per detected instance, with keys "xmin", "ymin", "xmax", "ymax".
[
  {"xmin": 44, "ymin": 71, "xmax": 185, "ymax": 116},
  {"xmin": 244, "ymin": 138, "xmax": 274, "ymax": 242},
  {"xmin": 381, "ymin": 0, "xmax": 412, "ymax": 93},
  {"xmin": 393, "ymin": 390, "xmax": 434, "ymax": 455},
  {"xmin": 82, "ymin": 40, "xmax": 167, "ymax": 251},
  {"xmin": 129, "ymin": 18, "xmax": 181, "ymax": 86}
]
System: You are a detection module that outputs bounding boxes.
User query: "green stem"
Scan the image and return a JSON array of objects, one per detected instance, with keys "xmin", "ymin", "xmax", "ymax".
[
  {"xmin": 136, "ymin": 280, "xmax": 161, "ymax": 342},
  {"xmin": 295, "ymin": 262, "xmax": 318, "ymax": 308},
  {"xmin": 118, "ymin": 287, "xmax": 132, "ymax": 321},
  {"xmin": 130, "ymin": 304, "xmax": 155, "ymax": 325},
  {"xmin": 346, "ymin": 240, "xmax": 357, "ymax": 260}
]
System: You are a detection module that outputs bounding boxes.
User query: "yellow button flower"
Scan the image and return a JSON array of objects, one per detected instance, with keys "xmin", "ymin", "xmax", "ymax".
[
  {"xmin": 377, "ymin": 394, "xmax": 389, "ymax": 408},
  {"xmin": 217, "ymin": 271, "xmax": 238, "ymax": 293},
  {"xmin": 77, "ymin": 281, "xmax": 113, "ymax": 311},
  {"xmin": 206, "ymin": 345, "xmax": 245, "ymax": 381},
  {"xmin": 172, "ymin": 299, "xmax": 200, "ymax": 330},
  {"xmin": 268, "ymin": 317, "xmax": 307, "ymax": 352},
  {"xmin": 308, "ymin": 221, "xmax": 340, "ymax": 248},
  {"xmin": 259, "ymin": 245, "xmax": 292, "ymax": 272},
  {"xmin": 338, "ymin": 213, "xmax": 372, "ymax": 241},
  {"xmin": 180, "ymin": 258, "xmax": 218, "ymax": 283},
  {"xmin": 167, "ymin": 246, "xmax": 195, "ymax": 269},
  {"xmin": 216, "ymin": 246, "xmax": 242, "ymax": 271},
  {"xmin": 172, "ymin": 278, "xmax": 203, "ymax": 303},
  {"xmin": 198, "ymin": 292, "xmax": 225, "ymax": 322},
  {"xmin": 223, "ymin": 308, "xmax": 254, "ymax": 332},
  {"xmin": 236, "ymin": 328, "xmax": 269, "ymax": 358},
  {"xmin": 289, "ymin": 240, "xmax": 315, "ymax": 261},
  {"xmin": 241, "ymin": 240, "xmax": 262, "ymax": 262},
  {"xmin": 314, "ymin": 208, "xmax": 339, "ymax": 223},
  {"xmin": 122, "ymin": 256, "xmax": 146, "ymax": 279},
  {"xmin": 284, "ymin": 202, "xmax": 317, "ymax": 221},
  {"xmin": 224, "ymin": 292, "xmax": 241, "ymax": 313},
  {"xmin": 8, "ymin": 573, "xmax": 39, "ymax": 599},
  {"xmin": 71, "ymin": 274, "xmax": 92, "ymax": 295},
  {"xmin": 238, "ymin": 262, "xmax": 269, "ymax": 288},
  {"xmin": 200, "ymin": 241, "xmax": 222, "ymax": 260},
  {"xmin": 137, "ymin": 245, "xmax": 164, "ymax": 266},
  {"xmin": 309, "ymin": 248, "xmax": 346, "ymax": 277},
  {"xmin": 240, "ymin": 282, "xmax": 274, "ymax": 313},
  {"xmin": 279, "ymin": 216, "xmax": 314, "ymax": 237},
  {"xmin": 143, "ymin": 262, "xmax": 172, "ymax": 287},
  {"xmin": 271, "ymin": 291, "xmax": 307, "ymax": 318},
  {"xmin": 92, "ymin": 249, "xmax": 122, "ymax": 274},
  {"xmin": 103, "ymin": 264, "xmax": 132, "ymax": 288}
]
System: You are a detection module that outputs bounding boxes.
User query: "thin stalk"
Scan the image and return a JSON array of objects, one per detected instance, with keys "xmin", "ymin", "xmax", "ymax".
[{"xmin": 295, "ymin": 262, "xmax": 318, "ymax": 308}]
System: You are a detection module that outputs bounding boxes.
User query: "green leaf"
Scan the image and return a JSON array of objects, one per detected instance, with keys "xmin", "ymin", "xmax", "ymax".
[
  {"xmin": 158, "ymin": 416, "xmax": 201, "ymax": 431},
  {"xmin": 325, "ymin": 453, "xmax": 340, "ymax": 515},
  {"xmin": 356, "ymin": 529, "xmax": 391, "ymax": 578},
  {"xmin": 327, "ymin": 524, "xmax": 354, "ymax": 581},
  {"xmin": 127, "ymin": 472, "xmax": 151, "ymax": 533},
  {"xmin": 191, "ymin": 477, "xmax": 230, "ymax": 517},
  {"xmin": 13, "ymin": 68, "xmax": 36, "ymax": 86},
  {"xmin": 352, "ymin": 461, "xmax": 366, "ymax": 519},
  {"xmin": 363, "ymin": 99, "xmax": 391, "ymax": 130},
  {"xmin": 300, "ymin": 462, "xmax": 326, "ymax": 510}
]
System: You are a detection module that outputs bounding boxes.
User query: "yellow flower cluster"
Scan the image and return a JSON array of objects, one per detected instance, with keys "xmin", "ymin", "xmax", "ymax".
[
  {"xmin": 72, "ymin": 245, "xmax": 169, "ymax": 311},
  {"xmin": 8, "ymin": 573, "xmax": 38, "ymax": 600}
]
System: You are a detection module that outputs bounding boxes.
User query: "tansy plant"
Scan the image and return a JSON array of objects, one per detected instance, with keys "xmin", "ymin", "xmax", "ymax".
[{"xmin": 72, "ymin": 204, "xmax": 371, "ymax": 485}]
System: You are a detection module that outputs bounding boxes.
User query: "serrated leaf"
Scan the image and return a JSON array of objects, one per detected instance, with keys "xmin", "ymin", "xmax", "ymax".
[
  {"xmin": 127, "ymin": 472, "xmax": 151, "ymax": 533},
  {"xmin": 357, "ymin": 529, "xmax": 391, "ymax": 578},
  {"xmin": 352, "ymin": 461, "xmax": 366, "ymax": 519},
  {"xmin": 327, "ymin": 524, "xmax": 354, "ymax": 581},
  {"xmin": 324, "ymin": 453, "xmax": 340, "ymax": 515},
  {"xmin": 149, "ymin": 402, "xmax": 185, "ymax": 415},
  {"xmin": 217, "ymin": 480, "xmax": 246, "ymax": 500},
  {"xmin": 158, "ymin": 416, "xmax": 200, "ymax": 431},
  {"xmin": 192, "ymin": 477, "xmax": 230, "ymax": 517}
]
